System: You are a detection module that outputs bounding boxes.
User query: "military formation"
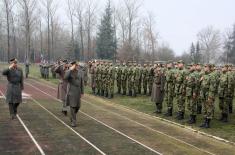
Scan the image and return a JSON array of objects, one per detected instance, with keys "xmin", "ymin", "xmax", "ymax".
[{"xmin": 89, "ymin": 60, "xmax": 235, "ymax": 128}]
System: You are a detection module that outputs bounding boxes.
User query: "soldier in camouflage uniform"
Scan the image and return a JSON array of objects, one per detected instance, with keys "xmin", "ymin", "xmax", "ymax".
[
  {"xmin": 95, "ymin": 61, "xmax": 101, "ymax": 96},
  {"xmin": 127, "ymin": 63, "xmax": 133, "ymax": 96},
  {"xmin": 116, "ymin": 62, "xmax": 122, "ymax": 94},
  {"xmin": 138, "ymin": 64, "xmax": 143, "ymax": 94},
  {"xmin": 200, "ymin": 64, "xmax": 217, "ymax": 128},
  {"xmin": 227, "ymin": 65, "xmax": 235, "ymax": 113},
  {"xmin": 100, "ymin": 62, "xmax": 106, "ymax": 96},
  {"xmin": 218, "ymin": 65, "xmax": 229, "ymax": 122},
  {"xmin": 104, "ymin": 62, "xmax": 109, "ymax": 98},
  {"xmin": 142, "ymin": 64, "xmax": 148, "ymax": 95},
  {"xmin": 174, "ymin": 60, "xmax": 186, "ymax": 120},
  {"xmin": 196, "ymin": 64, "xmax": 203, "ymax": 114},
  {"xmin": 164, "ymin": 61, "xmax": 175, "ymax": 116},
  {"xmin": 148, "ymin": 64, "xmax": 154, "ymax": 96},
  {"xmin": 90, "ymin": 61, "xmax": 96, "ymax": 94},
  {"xmin": 108, "ymin": 63, "xmax": 115, "ymax": 98},
  {"xmin": 132, "ymin": 63, "xmax": 140, "ymax": 97},
  {"xmin": 121, "ymin": 63, "xmax": 128, "ymax": 95}
]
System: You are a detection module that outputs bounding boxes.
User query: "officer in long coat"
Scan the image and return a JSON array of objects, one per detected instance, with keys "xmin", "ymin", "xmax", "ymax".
[
  {"xmin": 64, "ymin": 61, "xmax": 84, "ymax": 127},
  {"xmin": 2, "ymin": 58, "xmax": 24, "ymax": 119},
  {"xmin": 25, "ymin": 60, "xmax": 30, "ymax": 78},
  {"xmin": 55, "ymin": 59, "xmax": 69, "ymax": 116},
  {"xmin": 151, "ymin": 64, "xmax": 165, "ymax": 114}
]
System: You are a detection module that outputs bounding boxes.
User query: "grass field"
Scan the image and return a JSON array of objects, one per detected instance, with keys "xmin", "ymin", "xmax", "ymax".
[{"xmin": 1, "ymin": 63, "xmax": 235, "ymax": 155}]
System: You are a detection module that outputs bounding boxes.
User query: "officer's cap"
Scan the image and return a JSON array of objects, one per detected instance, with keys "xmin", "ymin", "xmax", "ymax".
[
  {"xmin": 70, "ymin": 61, "xmax": 77, "ymax": 65},
  {"xmin": 10, "ymin": 58, "xmax": 17, "ymax": 63}
]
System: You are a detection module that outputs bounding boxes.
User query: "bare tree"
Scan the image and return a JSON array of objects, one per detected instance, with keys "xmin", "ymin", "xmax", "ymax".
[
  {"xmin": 18, "ymin": 0, "xmax": 37, "ymax": 62},
  {"xmin": 66, "ymin": 0, "xmax": 75, "ymax": 50},
  {"xmin": 197, "ymin": 26, "xmax": 221, "ymax": 63},
  {"xmin": 116, "ymin": 6, "xmax": 128, "ymax": 45},
  {"xmin": 3, "ymin": 0, "xmax": 14, "ymax": 62}
]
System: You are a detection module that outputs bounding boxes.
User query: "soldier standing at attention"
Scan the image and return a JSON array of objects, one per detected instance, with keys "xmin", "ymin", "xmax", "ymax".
[
  {"xmin": 64, "ymin": 61, "xmax": 84, "ymax": 127},
  {"xmin": 55, "ymin": 59, "xmax": 69, "ymax": 116},
  {"xmin": 175, "ymin": 60, "xmax": 186, "ymax": 120},
  {"xmin": 2, "ymin": 58, "xmax": 24, "ymax": 120},
  {"xmin": 164, "ymin": 61, "xmax": 175, "ymax": 116},
  {"xmin": 148, "ymin": 64, "xmax": 154, "ymax": 96},
  {"xmin": 218, "ymin": 65, "xmax": 229, "ymax": 122},
  {"xmin": 95, "ymin": 61, "xmax": 101, "ymax": 96},
  {"xmin": 151, "ymin": 64, "xmax": 165, "ymax": 114},
  {"xmin": 121, "ymin": 62, "xmax": 128, "ymax": 95},
  {"xmin": 200, "ymin": 64, "xmax": 216, "ymax": 128},
  {"xmin": 116, "ymin": 62, "xmax": 122, "ymax": 94},
  {"xmin": 132, "ymin": 63, "xmax": 140, "ymax": 97},
  {"xmin": 138, "ymin": 64, "xmax": 143, "ymax": 94},
  {"xmin": 196, "ymin": 64, "xmax": 203, "ymax": 114},
  {"xmin": 127, "ymin": 62, "xmax": 133, "ymax": 96},
  {"xmin": 142, "ymin": 64, "xmax": 148, "ymax": 95},
  {"xmin": 227, "ymin": 65, "xmax": 235, "ymax": 113},
  {"xmin": 90, "ymin": 61, "xmax": 96, "ymax": 94},
  {"xmin": 25, "ymin": 60, "xmax": 30, "ymax": 78},
  {"xmin": 108, "ymin": 63, "xmax": 115, "ymax": 98}
]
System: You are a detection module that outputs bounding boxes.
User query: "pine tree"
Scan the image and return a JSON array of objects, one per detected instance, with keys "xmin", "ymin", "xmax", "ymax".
[
  {"xmin": 190, "ymin": 43, "xmax": 195, "ymax": 63},
  {"xmin": 195, "ymin": 41, "xmax": 201, "ymax": 63},
  {"xmin": 96, "ymin": 0, "xmax": 116, "ymax": 60}
]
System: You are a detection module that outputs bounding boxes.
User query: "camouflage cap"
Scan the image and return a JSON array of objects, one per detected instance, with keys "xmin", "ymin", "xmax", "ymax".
[{"xmin": 177, "ymin": 60, "xmax": 184, "ymax": 64}]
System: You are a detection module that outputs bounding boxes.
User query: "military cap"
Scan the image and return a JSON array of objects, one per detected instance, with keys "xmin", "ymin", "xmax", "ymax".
[
  {"xmin": 63, "ymin": 59, "xmax": 68, "ymax": 64},
  {"xmin": 70, "ymin": 61, "xmax": 77, "ymax": 65},
  {"xmin": 177, "ymin": 60, "xmax": 184, "ymax": 64},
  {"xmin": 10, "ymin": 58, "xmax": 17, "ymax": 63},
  {"xmin": 143, "ymin": 64, "xmax": 147, "ymax": 67}
]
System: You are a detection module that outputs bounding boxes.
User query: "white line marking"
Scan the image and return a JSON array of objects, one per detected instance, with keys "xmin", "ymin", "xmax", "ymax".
[
  {"xmin": 0, "ymin": 89, "xmax": 45, "ymax": 155},
  {"xmin": 25, "ymin": 82, "xmax": 162, "ymax": 155},
  {"xmin": 30, "ymin": 97, "xmax": 106, "ymax": 155}
]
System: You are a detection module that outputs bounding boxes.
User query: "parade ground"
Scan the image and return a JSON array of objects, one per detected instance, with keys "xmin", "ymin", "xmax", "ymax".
[{"xmin": 0, "ymin": 65, "xmax": 235, "ymax": 155}]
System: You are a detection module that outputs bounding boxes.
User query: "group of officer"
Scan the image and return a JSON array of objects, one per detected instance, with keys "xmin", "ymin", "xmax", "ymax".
[
  {"xmin": 39, "ymin": 63, "xmax": 51, "ymax": 79},
  {"xmin": 89, "ymin": 60, "xmax": 235, "ymax": 128},
  {"xmin": 89, "ymin": 61, "xmax": 155, "ymax": 99}
]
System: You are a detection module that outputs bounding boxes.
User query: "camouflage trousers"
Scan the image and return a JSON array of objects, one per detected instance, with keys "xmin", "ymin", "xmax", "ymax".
[
  {"xmin": 175, "ymin": 94, "xmax": 185, "ymax": 113},
  {"xmin": 203, "ymin": 96, "xmax": 215, "ymax": 119},
  {"xmin": 122, "ymin": 80, "xmax": 127, "ymax": 93},
  {"xmin": 186, "ymin": 96, "xmax": 197, "ymax": 115},
  {"xmin": 164, "ymin": 91, "xmax": 174, "ymax": 109},
  {"xmin": 108, "ymin": 80, "xmax": 114, "ymax": 95},
  {"xmin": 219, "ymin": 97, "xmax": 229, "ymax": 114}
]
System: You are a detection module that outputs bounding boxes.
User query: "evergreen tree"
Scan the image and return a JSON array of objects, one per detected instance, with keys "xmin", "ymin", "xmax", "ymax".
[
  {"xmin": 190, "ymin": 43, "xmax": 195, "ymax": 63},
  {"xmin": 195, "ymin": 41, "xmax": 201, "ymax": 63},
  {"xmin": 96, "ymin": 0, "xmax": 116, "ymax": 60}
]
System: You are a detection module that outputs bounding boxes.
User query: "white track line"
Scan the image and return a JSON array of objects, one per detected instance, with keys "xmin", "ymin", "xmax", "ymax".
[
  {"xmin": 30, "ymin": 97, "xmax": 106, "ymax": 155},
  {"xmin": 0, "ymin": 89, "xmax": 45, "ymax": 155},
  {"xmin": 25, "ymin": 82, "xmax": 162, "ymax": 155}
]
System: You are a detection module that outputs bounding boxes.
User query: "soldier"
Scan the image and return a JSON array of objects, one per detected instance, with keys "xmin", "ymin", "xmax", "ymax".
[
  {"xmin": 227, "ymin": 65, "xmax": 235, "ymax": 113},
  {"xmin": 90, "ymin": 61, "xmax": 96, "ymax": 94},
  {"xmin": 142, "ymin": 64, "xmax": 148, "ymax": 95},
  {"xmin": 138, "ymin": 64, "xmax": 143, "ymax": 94},
  {"xmin": 151, "ymin": 64, "xmax": 165, "ymax": 114},
  {"xmin": 200, "ymin": 64, "xmax": 216, "ymax": 128},
  {"xmin": 44, "ymin": 63, "xmax": 50, "ymax": 79},
  {"xmin": 100, "ymin": 62, "xmax": 106, "ymax": 96},
  {"xmin": 95, "ymin": 61, "xmax": 101, "ymax": 96},
  {"xmin": 2, "ymin": 58, "xmax": 24, "ymax": 120},
  {"xmin": 164, "ymin": 61, "xmax": 175, "ymax": 116},
  {"xmin": 186, "ymin": 64, "xmax": 197, "ymax": 124},
  {"xmin": 196, "ymin": 64, "xmax": 203, "ymax": 114},
  {"xmin": 25, "ymin": 60, "xmax": 30, "ymax": 78},
  {"xmin": 218, "ymin": 65, "xmax": 229, "ymax": 122},
  {"xmin": 108, "ymin": 63, "xmax": 115, "ymax": 98},
  {"xmin": 148, "ymin": 64, "xmax": 154, "ymax": 96},
  {"xmin": 55, "ymin": 59, "xmax": 69, "ymax": 116},
  {"xmin": 175, "ymin": 60, "xmax": 186, "ymax": 120},
  {"xmin": 51, "ymin": 63, "xmax": 57, "ymax": 79},
  {"xmin": 40, "ymin": 63, "xmax": 44, "ymax": 78},
  {"xmin": 121, "ymin": 62, "xmax": 128, "ymax": 95},
  {"xmin": 116, "ymin": 62, "xmax": 122, "ymax": 94},
  {"xmin": 82, "ymin": 63, "xmax": 88, "ymax": 86},
  {"xmin": 104, "ymin": 62, "xmax": 110, "ymax": 98},
  {"xmin": 64, "ymin": 61, "xmax": 84, "ymax": 127},
  {"xmin": 127, "ymin": 62, "xmax": 133, "ymax": 96},
  {"xmin": 132, "ymin": 63, "xmax": 140, "ymax": 97}
]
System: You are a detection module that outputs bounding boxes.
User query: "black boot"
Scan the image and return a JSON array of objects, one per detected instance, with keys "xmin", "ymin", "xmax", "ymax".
[
  {"xmin": 219, "ymin": 113, "xmax": 224, "ymax": 122},
  {"xmin": 229, "ymin": 105, "xmax": 233, "ymax": 113},
  {"xmin": 200, "ymin": 118, "xmax": 207, "ymax": 128},
  {"xmin": 164, "ymin": 108, "xmax": 172, "ymax": 117},
  {"xmin": 197, "ymin": 105, "xmax": 202, "ymax": 114},
  {"xmin": 222, "ymin": 113, "xmax": 228, "ymax": 123},
  {"xmin": 204, "ymin": 118, "xmax": 211, "ymax": 128},
  {"xmin": 188, "ymin": 115, "xmax": 196, "ymax": 124}
]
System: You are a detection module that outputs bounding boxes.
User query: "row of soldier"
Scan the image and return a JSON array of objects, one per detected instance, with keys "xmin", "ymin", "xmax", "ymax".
[{"xmin": 89, "ymin": 60, "xmax": 235, "ymax": 128}]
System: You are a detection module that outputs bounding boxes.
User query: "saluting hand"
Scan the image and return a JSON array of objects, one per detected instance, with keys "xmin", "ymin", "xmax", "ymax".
[
  {"xmin": 70, "ymin": 64, "xmax": 76, "ymax": 71},
  {"xmin": 9, "ymin": 63, "xmax": 15, "ymax": 69}
]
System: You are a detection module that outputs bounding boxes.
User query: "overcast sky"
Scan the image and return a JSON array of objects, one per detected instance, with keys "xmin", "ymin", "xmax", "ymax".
[{"xmin": 58, "ymin": 0, "xmax": 235, "ymax": 55}]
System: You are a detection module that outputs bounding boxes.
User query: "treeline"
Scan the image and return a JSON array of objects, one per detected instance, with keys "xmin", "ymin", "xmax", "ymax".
[{"xmin": 0, "ymin": 0, "xmax": 235, "ymax": 64}]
